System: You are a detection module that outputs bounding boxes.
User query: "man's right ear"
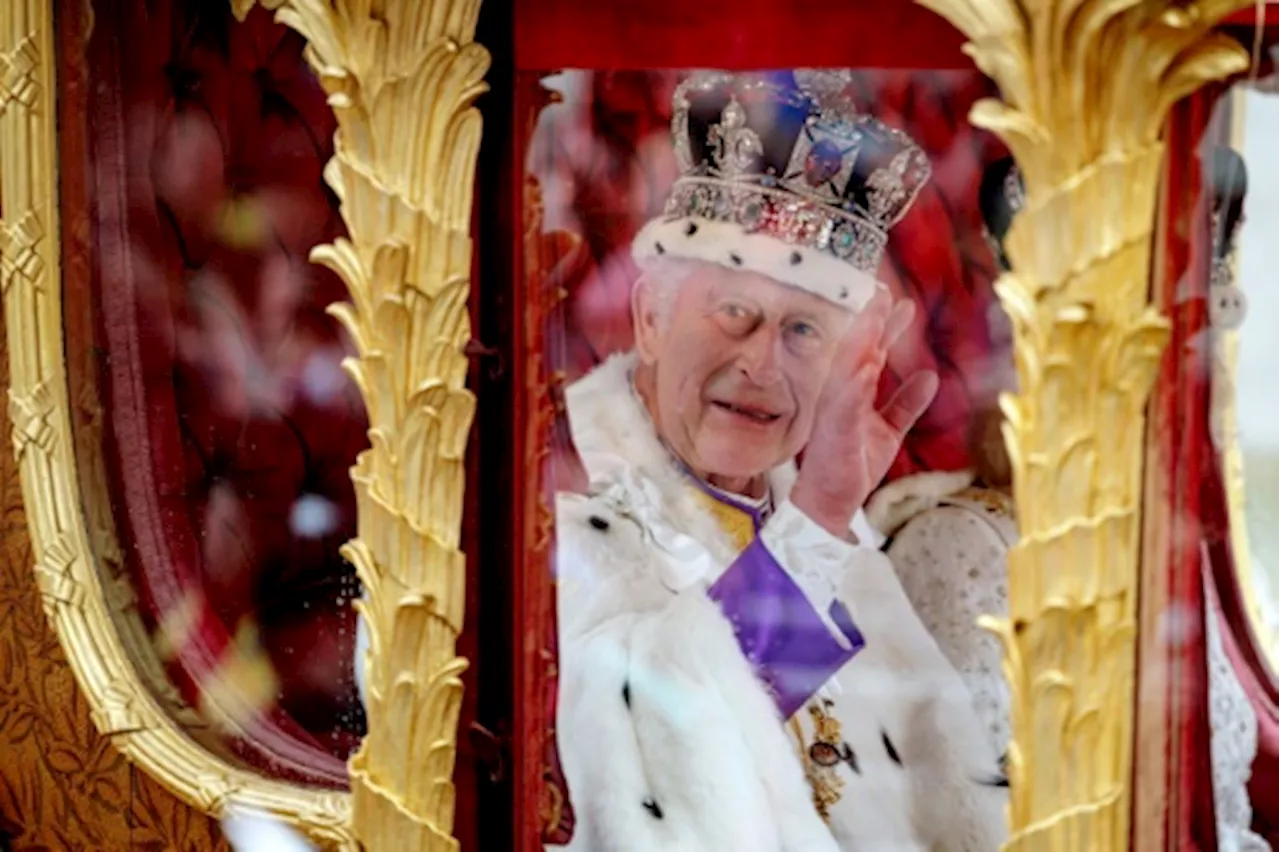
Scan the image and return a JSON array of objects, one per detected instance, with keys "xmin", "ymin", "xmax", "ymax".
[{"xmin": 631, "ymin": 274, "xmax": 662, "ymax": 365}]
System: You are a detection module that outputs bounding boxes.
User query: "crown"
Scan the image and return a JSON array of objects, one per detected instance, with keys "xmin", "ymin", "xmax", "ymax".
[{"xmin": 632, "ymin": 70, "xmax": 932, "ymax": 309}]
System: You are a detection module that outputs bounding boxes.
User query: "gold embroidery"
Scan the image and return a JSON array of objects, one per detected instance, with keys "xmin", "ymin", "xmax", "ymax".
[
  {"xmin": 789, "ymin": 701, "xmax": 846, "ymax": 821},
  {"xmin": 952, "ymin": 486, "xmax": 1015, "ymax": 519},
  {"xmin": 688, "ymin": 487, "xmax": 757, "ymax": 550}
]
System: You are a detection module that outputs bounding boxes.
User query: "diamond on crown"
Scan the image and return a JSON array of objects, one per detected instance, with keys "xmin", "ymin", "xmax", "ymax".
[{"xmin": 664, "ymin": 177, "xmax": 887, "ymax": 273}]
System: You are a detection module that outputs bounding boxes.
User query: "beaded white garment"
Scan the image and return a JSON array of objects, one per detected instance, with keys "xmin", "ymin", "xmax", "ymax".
[
  {"xmin": 887, "ymin": 497, "xmax": 1012, "ymax": 760},
  {"xmin": 1205, "ymin": 575, "xmax": 1269, "ymax": 852},
  {"xmin": 887, "ymin": 491, "xmax": 1264, "ymax": 849}
]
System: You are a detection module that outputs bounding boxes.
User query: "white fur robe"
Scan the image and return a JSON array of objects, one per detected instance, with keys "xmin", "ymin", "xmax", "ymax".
[{"xmin": 550, "ymin": 353, "xmax": 1007, "ymax": 851}]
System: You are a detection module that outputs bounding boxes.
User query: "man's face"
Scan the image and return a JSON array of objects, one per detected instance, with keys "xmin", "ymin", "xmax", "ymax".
[{"xmin": 634, "ymin": 262, "xmax": 850, "ymax": 486}]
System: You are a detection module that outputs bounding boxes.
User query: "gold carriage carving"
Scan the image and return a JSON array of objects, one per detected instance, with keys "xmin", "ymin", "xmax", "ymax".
[
  {"xmin": 0, "ymin": 2, "xmax": 1258, "ymax": 852},
  {"xmin": 0, "ymin": 1, "xmax": 357, "ymax": 848},
  {"xmin": 914, "ymin": 1, "xmax": 1258, "ymax": 848}
]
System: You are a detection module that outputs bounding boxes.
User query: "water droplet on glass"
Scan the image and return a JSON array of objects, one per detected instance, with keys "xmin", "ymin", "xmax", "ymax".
[{"xmin": 290, "ymin": 493, "xmax": 340, "ymax": 538}]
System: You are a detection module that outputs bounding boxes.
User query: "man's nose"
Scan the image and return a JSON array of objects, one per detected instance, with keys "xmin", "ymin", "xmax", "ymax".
[{"xmin": 736, "ymin": 325, "xmax": 783, "ymax": 385}]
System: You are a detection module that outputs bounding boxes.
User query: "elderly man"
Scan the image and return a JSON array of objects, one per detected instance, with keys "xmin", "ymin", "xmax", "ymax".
[{"xmin": 550, "ymin": 70, "xmax": 1006, "ymax": 851}]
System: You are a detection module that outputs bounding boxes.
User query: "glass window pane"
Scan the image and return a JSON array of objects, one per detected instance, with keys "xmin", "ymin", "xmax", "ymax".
[
  {"xmin": 70, "ymin": 0, "xmax": 366, "ymax": 783},
  {"xmin": 523, "ymin": 67, "xmax": 1020, "ymax": 845}
]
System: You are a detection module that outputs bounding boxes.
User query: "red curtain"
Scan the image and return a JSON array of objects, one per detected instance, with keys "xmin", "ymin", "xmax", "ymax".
[{"xmin": 1149, "ymin": 86, "xmax": 1220, "ymax": 852}]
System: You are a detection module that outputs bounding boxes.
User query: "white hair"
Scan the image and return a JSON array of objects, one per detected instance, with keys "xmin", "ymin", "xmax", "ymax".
[
  {"xmin": 634, "ymin": 255, "xmax": 709, "ymax": 328},
  {"xmin": 634, "ymin": 254, "xmax": 856, "ymax": 335}
]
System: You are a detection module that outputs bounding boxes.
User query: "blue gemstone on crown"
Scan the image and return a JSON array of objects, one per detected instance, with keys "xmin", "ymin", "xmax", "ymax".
[{"xmin": 804, "ymin": 139, "xmax": 845, "ymax": 186}]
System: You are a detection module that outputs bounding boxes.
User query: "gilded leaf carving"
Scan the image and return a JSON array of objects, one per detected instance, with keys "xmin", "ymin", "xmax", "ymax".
[
  {"xmin": 0, "ymin": 34, "xmax": 39, "ymax": 114},
  {"xmin": 914, "ymin": 0, "xmax": 1253, "ymax": 848},
  {"xmin": 7, "ymin": 381, "xmax": 54, "ymax": 461},
  {"xmin": 21, "ymin": 0, "xmax": 1253, "ymax": 849},
  {"xmin": 229, "ymin": 0, "xmax": 490, "ymax": 847},
  {"xmin": 0, "ymin": 210, "xmax": 45, "ymax": 295}
]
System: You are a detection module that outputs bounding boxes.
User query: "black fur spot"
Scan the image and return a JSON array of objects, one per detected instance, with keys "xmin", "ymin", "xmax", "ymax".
[
  {"xmin": 841, "ymin": 742, "xmax": 860, "ymax": 774},
  {"xmin": 839, "ymin": 287, "xmax": 849, "ymax": 300},
  {"xmin": 685, "ymin": 221, "xmax": 699, "ymax": 236},
  {"xmin": 622, "ymin": 681, "xmax": 631, "ymax": 708},
  {"xmin": 654, "ymin": 241, "xmax": 665, "ymax": 255},
  {"xmin": 882, "ymin": 730, "xmax": 902, "ymax": 766},
  {"xmin": 588, "ymin": 515, "xmax": 610, "ymax": 531},
  {"xmin": 729, "ymin": 252, "xmax": 742, "ymax": 266},
  {"xmin": 642, "ymin": 798, "xmax": 664, "ymax": 819},
  {"xmin": 986, "ymin": 751, "xmax": 1010, "ymax": 787},
  {"xmin": 790, "ymin": 251, "xmax": 803, "ymax": 265}
]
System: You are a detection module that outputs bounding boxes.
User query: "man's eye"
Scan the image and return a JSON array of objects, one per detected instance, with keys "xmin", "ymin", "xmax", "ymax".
[
  {"xmin": 785, "ymin": 319, "xmax": 825, "ymax": 355},
  {"xmin": 789, "ymin": 320, "xmax": 817, "ymax": 337},
  {"xmin": 786, "ymin": 319, "xmax": 824, "ymax": 343},
  {"xmin": 712, "ymin": 302, "xmax": 758, "ymax": 335}
]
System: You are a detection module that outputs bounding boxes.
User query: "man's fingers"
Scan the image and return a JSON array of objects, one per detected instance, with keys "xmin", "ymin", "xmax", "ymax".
[
  {"xmin": 824, "ymin": 364, "xmax": 877, "ymax": 433},
  {"xmin": 832, "ymin": 289, "xmax": 892, "ymax": 376},
  {"xmin": 878, "ymin": 370, "xmax": 939, "ymax": 436},
  {"xmin": 820, "ymin": 290, "xmax": 901, "ymax": 412},
  {"xmin": 883, "ymin": 299, "xmax": 916, "ymax": 351},
  {"xmin": 864, "ymin": 287, "xmax": 894, "ymax": 316},
  {"xmin": 848, "ymin": 289, "xmax": 892, "ymax": 347}
]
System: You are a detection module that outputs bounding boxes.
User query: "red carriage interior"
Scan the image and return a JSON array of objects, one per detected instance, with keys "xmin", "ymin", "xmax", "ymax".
[{"xmin": 74, "ymin": 0, "xmax": 367, "ymax": 784}]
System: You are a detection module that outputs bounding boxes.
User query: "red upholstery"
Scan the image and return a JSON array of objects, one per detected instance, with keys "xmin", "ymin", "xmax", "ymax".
[
  {"xmin": 87, "ymin": 0, "xmax": 366, "ymax": 781},
  {"xmin": 513, "ymin": 0, "xmax": 968, "ymax": 71}
]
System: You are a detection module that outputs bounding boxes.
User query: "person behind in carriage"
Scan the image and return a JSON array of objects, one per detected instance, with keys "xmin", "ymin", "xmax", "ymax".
[{"xmin": 549, "ymin": 69, "xmax": 1008, "ymax": 851}]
